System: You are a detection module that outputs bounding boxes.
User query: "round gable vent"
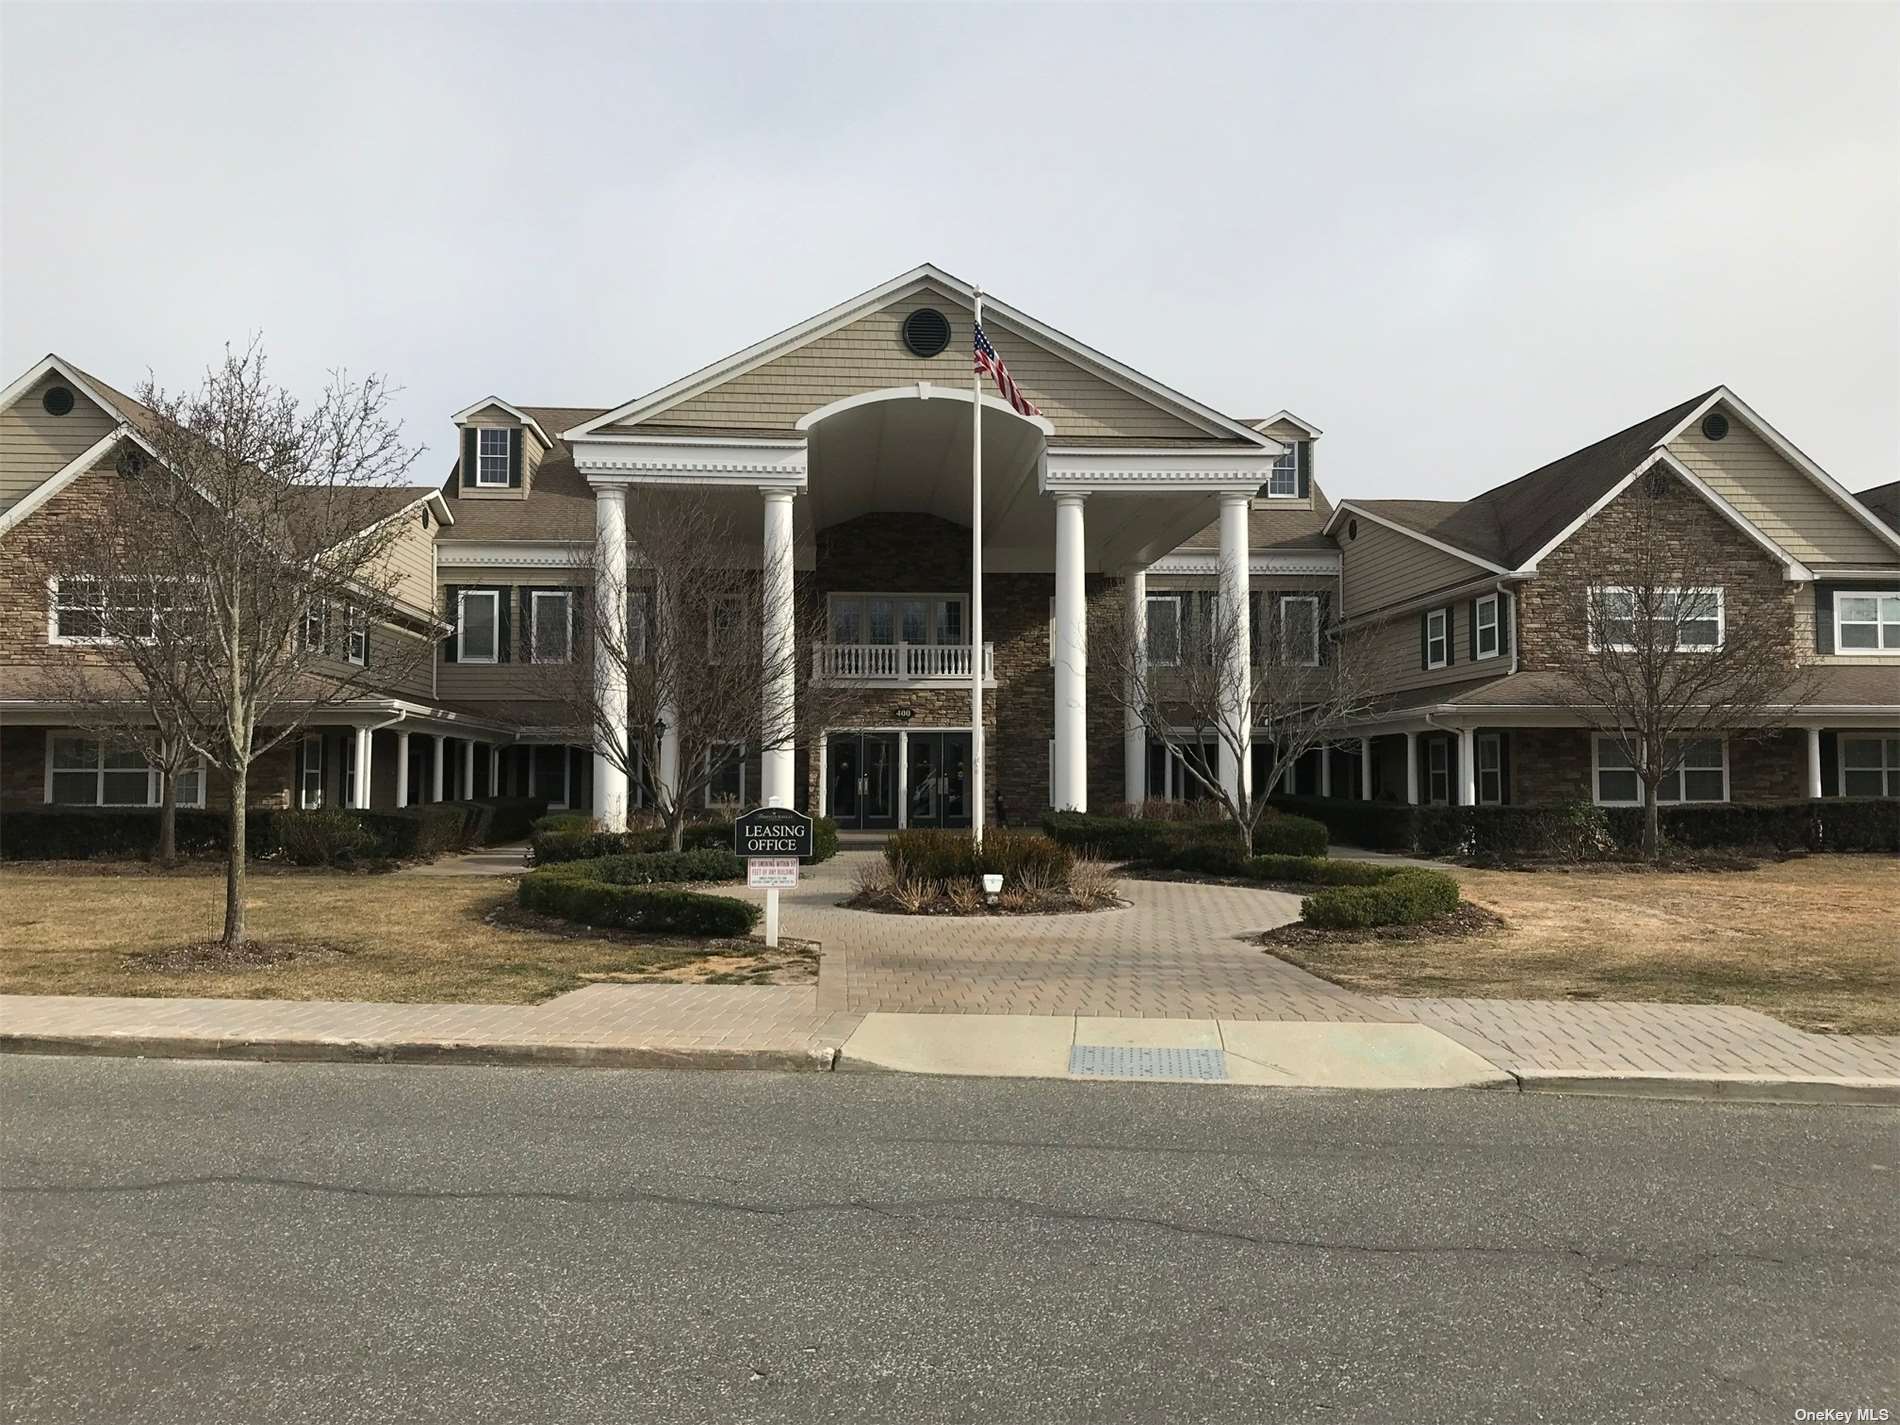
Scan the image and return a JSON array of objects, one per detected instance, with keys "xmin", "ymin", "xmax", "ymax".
[
  {"xmin": 42, "ymin": 385, "xmax": 75, "ymax": 417},
  {"xmin": 1347, "ymin": 518, "xmax": 1359, "ymax": 540},
  {"xmin": 902, "ymin": 307, "xmax": 951, "ymax": 359},
  {"xmin": 1700, "ymin": 411, "xmax": 1729, "ymax": 442}
]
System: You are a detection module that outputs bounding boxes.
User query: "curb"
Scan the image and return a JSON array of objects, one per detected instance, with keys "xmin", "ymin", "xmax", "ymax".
[
  {"xmin": 0, "ymin": 1033, "xmax": 838, "ymax": 1073},
  {"xmin": 1511, "ymin": 1069, "xmax": 1900, "ymax": 1106}
]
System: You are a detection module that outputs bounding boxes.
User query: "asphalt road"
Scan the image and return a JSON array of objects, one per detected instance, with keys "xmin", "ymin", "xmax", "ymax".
[{"xmin": 2, "ymin": 1058, "xmax": 1894, "ymax": 1425}]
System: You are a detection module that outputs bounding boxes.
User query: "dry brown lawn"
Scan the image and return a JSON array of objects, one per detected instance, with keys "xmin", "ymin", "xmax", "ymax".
[
  {"xmin": 0, "ymin": 863, "xmax": 807, "ymax": 1004},
  {"xmin": 1269, "ymin": 855, "xmax": 1899, "ymax": 1035}
]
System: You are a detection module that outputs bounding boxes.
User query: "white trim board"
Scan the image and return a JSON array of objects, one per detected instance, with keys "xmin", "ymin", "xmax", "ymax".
[
  {"xmin": 0, "ymin": 427, "xmax": 130, "ymax": 537},
  {"xmin": 1146, "ymin": 551, "xmax": 1339, "ymax": 576},
  {"xmin": 0, "ymin": 354, "xmax": 135, "ymax": 428},
  {"xmin": 450, "ymin": 397, "xmax": 554, "ymax": 450},
  {"xmin": 1254, "ymin": 410, "xmax": 1324, "ymax": 437}
]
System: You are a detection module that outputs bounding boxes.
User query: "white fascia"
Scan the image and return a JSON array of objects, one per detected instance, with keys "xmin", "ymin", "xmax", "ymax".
[
  {"xmin": 1254, "ymin": 409, "xmax": 1324, "ymax": 437},
  {"xmin": 450, "ymin": 397, "xmax": 554, "ymax": 450},
  {"xmin": 572, "ymin": 436, "xmax": 808, "ymax": 489},
  {"xmin": 0, "ymin": 354, "xmax": 131, "ymax": 423},
  {"xmin": 1147, "ymin": 551, "xmax": 1340, "ymax": 576},
  {"xmin": 0, "ymin": 428, "xmax": 129, "ymax": 537},
  {"xmin": 1042, "ymin": 447, "xmax": 1274, "ymax": 495}
]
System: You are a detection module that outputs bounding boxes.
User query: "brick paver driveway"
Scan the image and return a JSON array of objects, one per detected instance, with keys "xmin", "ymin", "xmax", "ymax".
[{"xmin": 729, "ymin": 851, "xmax": 1398, "ymax": 1022}]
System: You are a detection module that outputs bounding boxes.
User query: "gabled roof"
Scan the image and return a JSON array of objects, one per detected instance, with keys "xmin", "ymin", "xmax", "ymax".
[
  {"xmin": 562, "ymin": 263, "xmax": 1276, "ymax": 448},
  {"xmin": 1248, "ymin": 410, "xmax": 1324, "ymax": 438},
  {"xmin": 1853, "ymin": 479, "xmax": 1900, "ymax": 535},
  {"xmin": 437, "ymin": 405, "xmax": 605, "ymax": 543},
  {"xmin": 450, "ymin": 397, "xmax": 555, "ymax": 450}
]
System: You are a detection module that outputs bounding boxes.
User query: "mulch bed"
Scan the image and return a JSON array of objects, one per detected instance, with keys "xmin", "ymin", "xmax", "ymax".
[
  {"xmin": 125, "ymin": 939, "xmax": 352, "ymax": 973},
  {"xmin": 1464, "ymin": 851, "xmax": 1768, "ymax": 874},
  {"xmin": 1254, "ymin": 901, "xmax": 1506, "ymax": 949},
  {"xmin": 841, "ymin": 890, "xmax": 1124, "ymax": 917}
]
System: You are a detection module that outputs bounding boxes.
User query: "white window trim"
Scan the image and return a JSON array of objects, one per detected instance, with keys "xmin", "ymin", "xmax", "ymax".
[
  {"xmin": 1280, "ymin": 594, "xmax": 1320, "ymax": 668},
  {"xmin": 704, "ymin": 742, "xmax": 746, "ymax": 809},
  {"xmin": 475, "ymin": 427, "xmax": 512, "ymax": 487},
  {"xmin": 708, "ymin": 595, "xmax": 744, "ymax": 663},
  {"xmin": 827, "ymin": 592, "xmax": 970, "ymax": 648},
  {"xmin": 300, "ymin": 732, "xmax": 324, "ymax": 809},
  {"xmin": 1474, "ymin": 593, "xmax": 1501, "ymax": 662},
  {"xmin": 44, "ymin": 731, "xmax": 207, "ymax": 809},
  {"xmin": 530, "ymin": 589, "xmax": 574, "ymax": 664},
  {"xmin": 1146, "ymin": 592, "xmax": 1184, "ymax": 668},
  {"xmin": 1476, "ymin": 731, "xmax": 1503, "ymax": 805},
  {"xmin": 1591, "ymin": 734, "xmax": 1730, "ymax": 806},
  {"xmin": 1589, "ymin": 586, "xmax": 1725, "ymax": 654},
  {"xmin": 344, "ymin": 606, "xmax": 367, "ymax": 666},
  {"xmin": 1839, "ymin": 736, "xmax": 1900, "ymax": 797},
  {"xmin": 46, "ymin": 575, "xmax": 113, "ymax": 647},
  {"xmin": 301, "ymin": 600, "xmax": 329, "ymax": 656},
  {"xmin": 1425, "ymin": 607, "xmax": 1449, "ymax": 670},
  {"xmin": 1833, "ymin": 590, "xmax": 1900, "ymax": 655},
  {"xmin": 1267, "ymin": 447, "xmax": 1298, "ymax": 499},
  {"xmin": 457, "ymin": 588, "xmax": 500, "ymax": 664},
  {"xmin": 1426, "ymin": 736, "xmax": 1450, "ymax": 804}
]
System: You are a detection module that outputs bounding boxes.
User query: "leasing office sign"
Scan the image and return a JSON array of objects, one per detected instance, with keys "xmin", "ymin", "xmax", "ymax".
[{"xmin": 735, "ymin": 807, "xmax": 814, "ymax": 861}]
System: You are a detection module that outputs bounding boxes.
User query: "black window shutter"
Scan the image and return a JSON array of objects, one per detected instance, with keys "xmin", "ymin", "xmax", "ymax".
[
  {"xmin": 1814, "ymin": 585, "xmax": 1834, "ymax": 654},
  {"xmin": 461, "ymin": 429, "xmax": 478, "ymax": 489},
  {"xmin": 1498, "ymin": 734, "xmax": 1512, "ymax": 805},
  {"xmin": 508, "ymin": 428, "xmax": 524, "ymax": 488},
  {"xmin": 1467, "ymin": 600, "xmax": 1477, "ymax": 661},
  {"xmin": 1420, "ymin": 612, "xmax": 1430, "ymax": 669},
  {"xmin": 497, "ymin": 587, "xmax": 513, "ymax": 664},
  {"xmin": 293, "ymin": 738, "xmax": 304, "ymax": 802},
  {"xmin": 443, "ymin": 584, "xmax": 460, "ymax": 662},
  {"xmin": 1820, "ymin": 731, "xmax": 1838, "ymax": 798},
  {"xmin": 1296, "ymin": 440, "xmax": 1312, "ymax": 499},
  {"xmin": 361, "ymin": 622, "xmax": 372, "ymax": 668}
]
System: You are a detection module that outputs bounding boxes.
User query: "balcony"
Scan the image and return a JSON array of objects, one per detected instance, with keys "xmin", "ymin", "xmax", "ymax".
[{"xmin": 812, "ymin": 642, "xmax": 996, "ymax": 688}]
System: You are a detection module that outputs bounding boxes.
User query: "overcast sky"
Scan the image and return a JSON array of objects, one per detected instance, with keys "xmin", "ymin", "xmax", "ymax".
[{"xmin": 4, "ymin": 2, "xmax": 1896, "ymax": 499}]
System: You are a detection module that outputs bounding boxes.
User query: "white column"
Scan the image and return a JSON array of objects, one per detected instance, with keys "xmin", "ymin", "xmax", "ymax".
[
  {"xmin": 430, "ymin": 734, "xmax": 445, "ymax": 802},
  {"xmin": 1805, "ymin": 726, "xmax": 1823, "ymax": 799},
  {"xmin": 1217, "ymin": 493, "xmax": 1252, "ymax": 806},
  {"xmin": 1319, "ymin": 743, "xmax": 1332, "ymax": 798},
  {"xmin": 816, "ymin": 732, "xmax": 829, "ymax": 818},
  {"xmin": 592, "ymin": 485, "xmax": 630, "ymax": 832},
  {"xmin": 896, "ymin": 728, "xmax": 909, "ymax": 829},
  {"xmin": 1124, "ymin": 567, "xmax": 1148, "ymax": 809},
  {"xmin": 1360, "ymin": 737, "xmax": 1374, "ymax": 800},
  {"xmin": 394, "ymin": 730, "xmax": 410, "ymax": 809},
  {"xmin": 1457, "ymin": 726, "xmax": 1477, "ymax": 806},
  {"xmin": 1404, "ymin": 731, "xmax": 1420, "ymax": 805},
  {"xmin": 352, "ymin": 726, "xmax": 373, "ymax": 809},
  {"xmin": 1052, "ymin": 493, "xmax": 1088, "ymax": 812},
  {"xmin": 462, "ymin": 739, "xmax": 475, "ymax": 801},
  {"xmin": 760, "ymin": 488, "xmax": 797, "ymax": 810},
  {"xmin": 489, "ymin": 744, "xmax": 501, "ymax": 799}
]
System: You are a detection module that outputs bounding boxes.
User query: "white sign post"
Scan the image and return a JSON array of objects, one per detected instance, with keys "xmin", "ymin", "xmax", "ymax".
[
  {"xmin": 736, "ymin": 798, "xmax": 813, "ymax": 950},
  {"xmin": 747, "ymin": 857, "xmax": 799, "ymax": 946}
]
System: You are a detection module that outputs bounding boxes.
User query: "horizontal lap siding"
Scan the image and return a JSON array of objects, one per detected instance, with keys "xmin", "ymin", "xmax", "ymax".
[
  {"xmin": 1670, "ymin": 420, "xmax": 1895, "ymax": 566},
  {"xmin": 1351, "ymin": 611, "xmax": 1504, "ymax": 697},
  {"xmin": 1340, "ymin": 519, "xmax": 1487, "ymax": 617},
  {"xmin": 622, "ymin": 296, "xmax": 1208, "ymax": 442},
  {"xmin": 1, "ymin": 377, "xmax": 118, "ymax": 514},
  {"xmin": 385, "ymin": 517, "xmax": 437, "ymax": 613}
]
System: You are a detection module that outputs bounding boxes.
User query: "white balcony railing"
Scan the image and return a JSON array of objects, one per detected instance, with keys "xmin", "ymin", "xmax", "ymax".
[{"xmin": 812, "ymin": 642, "xmax": 996, "ymax": 686}]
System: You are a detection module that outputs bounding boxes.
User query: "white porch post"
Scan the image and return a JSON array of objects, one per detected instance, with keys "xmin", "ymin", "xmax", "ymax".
[
  {"xmin": 1404, "ymin": 731, "xmax": 1420, "ymax": 805},
  {"xmin": 1360, "ymin": 736, "xmax": 1374, "ymax": 800},
  {"xmin": 760, "ymin": 488, "xmax": 797, "ymax": 810},
  {"xmin": 1805, "ymin": 726, "xmax": 1823, "ymax": 799},
  {"xmin": 1319, "ymin": 743, "xmax": 1332, "ymax": 798},
  {"xmin": 489, "ymin": 744, "xmax": 501, "ymax": 799},
  {"xmin": 816, "ymin": 732, "xmax": 829, "ymax": 818},
  {"xmin": 896, "ymin": 728, "xmax": 909, "ymax": 828},
  {"xmin": 394, "ymin": 730, "xmax": 410, "ymax": 809},
  {"xmin": 430, "ymin": 734, "xmax": 445, "ymax": 802},
  {"xmin": 1457, "ymin": 726, "xmax": 1477, "ymax": 806},
  {"xmin": 1217, "ymin": 493, "xmax": 1252, "ymax": 807},
  {"xmin": 352, "ymin": 726, "xmax": 373, "ymax": 809},
  {"xmin": 1052, "ymin": 493, "xmax": 1088, "ymax": 811},
  {"xmin": 462, "ymin": 740, "xmax": 476, "ymax": 801},
  {"xmin": 593, "ymin": 485, "xmax": 630, "ymax": 832},
  {"xmin": 1123, "ymin": 567, "xmax": 1148, "ymax": 808}
]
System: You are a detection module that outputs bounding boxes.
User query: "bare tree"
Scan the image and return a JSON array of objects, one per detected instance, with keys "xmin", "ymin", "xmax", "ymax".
[
  {"xmin": 1099, "ymin": 564, "xmax": 1378, "ymax": 854},
  {"xmin": 97, "ymin": 342, "xmax": 427, "ymax": 947},
  {"xmin": 541, "ymin": 491, "xmax": 856, "ymax": 849},
  {"xmin": 1545, "ymin": 469, "xmax": 1816, "ymax": 858}
]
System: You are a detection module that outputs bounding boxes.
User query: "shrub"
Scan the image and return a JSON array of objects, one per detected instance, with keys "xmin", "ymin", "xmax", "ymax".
[
  {"xmin": 531, "ymin": 812, "xmax": 596, "ymax": 836},
  {"xmin": 1044, "ymin": 809, "xmax": 1326, "ymax": 863},
  {"xmin": 530, "ymin": 815, "xmax": 840, "ymax": 867},
  {"xmin": 517, "ymin": 864, "xmax": 759, "ymax": 936},
  {"xmin": 1300, "ymin": 868, "xmax": 1462, "ymax": 929},
  {"xmin": 476, "ymin": 797, "xmax": 550, "ymax": 844},
  {"xmin": 355, "ymin": 803, "xmax": 477, "ymax": 859},
  {"xmin": 272, "ymin": 809, "xmax": 376, "ymax": 866},
  {"xmin": 580, "ymin": 848, "xmax": 746, "ymax": 885},
  {"xmin": 1041, "ymin": 812, "xmax": 1181, "ymax": 862},
  {"xmin": 885, "ymin": 827, "xmax": 1074, "ymax": 888},
  {"xmin": 1252, "ymin": 813, "xmax": 1329, "ymax": 857},
  {"xmin": 1251, "ymin": 855, "xmax": 1398, "ymax": 887},
  {"xmin": 1815, "ymin": 797, "xmax": 1900, "ymax": 853},
  {"xmin": 1270, "ymin": 796, "xmax": 1420, "ymax": 852},
  {"xmin": 0, "ymin": 807, "xmax": 277, "ymax": 861}
]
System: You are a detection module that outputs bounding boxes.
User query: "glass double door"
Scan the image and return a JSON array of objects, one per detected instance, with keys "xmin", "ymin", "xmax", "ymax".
[{"xmin": 828, "ymin": 731, "xmax": 972, "ymax": 829}]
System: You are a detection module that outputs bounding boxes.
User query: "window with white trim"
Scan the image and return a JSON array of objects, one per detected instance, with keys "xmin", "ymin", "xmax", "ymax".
[
  {"xmin": 1841, "ymin": 737, "xmax": 1900, "ymax": 797},
  {"xmin": 1267, "ymin": 447, "xmax": 1298, "ymax": 498},
  {"xmin": 530, "ymin": 589, "xmax": 573, "ymax": 664},
  {"xmin": 705, "ymin": 743, "xmax": 745, "ymax": 808},
  {"xmin": 48, "ymin": 734, "xmax": 203, "ymax": 808},
  {"xmin": 1594, "ymin": 736, "xmax": 1728, "ymax": 805},
  {"xmin": 1476, "ymin": 732, "xmax": 1503, "ymax": 805},
  {"xmin": 49, "ymin": 576, "xmax": 108, "ymax": 643},
  {"xmin": 1591, "ymin": 587, "xmax": 1724, "ymax": 653},
  {"xmin": 708, "ymin": 596, "xmax": 743, "ymax": 662},
  {"xmin": 1835, "ymin": 592, "xmax": 1900, "ymax": 654},
  {"xmin": 340, "ymin": 735, "xmax": 359, "ymax": 808},
  {"xmin": 1425, "ymin": 608, "xmax": 1449, "ymax": 669},
  {"xmin": 1474, "ymin": 593, "xmax": 1501, "ymax": 660},
  {"xmin": 1279, "ymin": 595, "xmax": 1320, "ymax": 668},
  {"xmin": 344, "ymin": 606, "xmax": 367, "ymax": 666},
  {"xmin": 1426, "ymin": 737, "xmax": 1450, "ymax": 804},
  {"xmin": 49, "ymin": 576, "xmax": 175, "ymax": 645},
  {"xmin": 300, "ymin": 733, "xmax": 324, "ymax": 809},
  {"xmin": 1146, "ymin": 594, "xmax": 1184, "ymax": 667},
  {"xmin": 629, "ymin": 590, "xmax": 649, "ymax": 662},
  {"xmin": 301, "ymin": 601, "xmax": 328, "ymax": 656},
  {"xmin": 476, "ymin": 428, "xmax": 511, "ymax": 487},
  {"xmin": 457, "ymin": 589, "xmax": 499, "ymax": 663},
  {"xmin": 827, "ymin": 593, "xmax": 968, "ymax": 647}
]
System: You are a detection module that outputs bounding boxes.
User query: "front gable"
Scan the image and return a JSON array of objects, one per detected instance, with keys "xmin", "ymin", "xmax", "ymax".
[{"xmin": 1, "ymin": 367, "xmax": 120, "ymax": 519}]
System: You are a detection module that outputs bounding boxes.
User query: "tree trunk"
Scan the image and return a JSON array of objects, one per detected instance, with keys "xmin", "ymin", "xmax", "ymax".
[
  {"xmin": 223, "ymin": 766, "xmax": 248, "ymax": 948},
  {"xmin": 666, "ymin": 801, "xmax": 686, "ymax": 852},
  {"xmin": 1643, "ymin": 780, "xmax": 1661, "ymax": 862},
  {"xmin": 157, "ymin": 767, "xmax": 177, "ymax": 869}
]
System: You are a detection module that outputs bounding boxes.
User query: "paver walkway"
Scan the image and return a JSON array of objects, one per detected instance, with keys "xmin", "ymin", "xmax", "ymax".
[{"xmin": 727, "ymin": 851, "xmax": 1390, "ymax": 1021}]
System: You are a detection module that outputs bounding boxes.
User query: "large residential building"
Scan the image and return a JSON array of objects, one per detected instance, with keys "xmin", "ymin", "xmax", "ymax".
[{"xmin": 3, "ymin": 265, "xmax": 1896, "ymax": 823}]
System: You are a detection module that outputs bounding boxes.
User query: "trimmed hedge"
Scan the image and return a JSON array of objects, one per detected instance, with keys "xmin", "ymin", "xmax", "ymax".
[
  {"xmin": 0, "ymin": 807, "xmax": 279, "ymax": 861},
  {"xmin": 1251, "ymin": 854, "xmax": 1399, "ymax": 887},
  {"xmin": 1301, "ymin": 868, "xmax": 1462, "ymax": 929},
  {"xmin": 475, "ymin": 797, "xmax": 551, "ymax": 844},
  {"xmin": 532, "ymin": 815, "xmax": 841, "ymax": 867},
  {"xmin": 580, "ymin": 848, "xmax": 746, "ymax": 885},
  {"xmin": 273, "ymin": 809, "xmax": 375, "ymax": 866},
  {"xmin": 885, "ymin": 827, "xmax": 1074, "ymax": 887},
  {"xmin": 517, "ymin": 864, "xmax": 760, "ymax": 936},
  {"xmin": 1042, "ymin": 810, "xmax": 1329, "ymax": 863}
]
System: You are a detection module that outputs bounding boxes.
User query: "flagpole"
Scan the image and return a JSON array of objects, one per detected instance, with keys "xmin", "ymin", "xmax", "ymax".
[{"xmin": 970, "ymin": 289, "xmax": 986, "ymax": 843}]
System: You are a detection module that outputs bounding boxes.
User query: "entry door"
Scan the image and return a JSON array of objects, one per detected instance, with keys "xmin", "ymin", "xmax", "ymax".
[
  {"xmin": 829, "ymin": 733, "xmax": 901, "ymax": 829},
  {"xmin": 828, "ymin": 734, "xmax": 862, "ymax": 826},
  {"xmin": 937, "ymin": 734, "xmax": 971, "ymax": 826}
]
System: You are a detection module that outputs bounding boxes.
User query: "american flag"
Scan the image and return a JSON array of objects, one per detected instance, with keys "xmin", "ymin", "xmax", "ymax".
[{"xmin": 973, "ymin": 321, "xmax": 1041, "ymax": 419}]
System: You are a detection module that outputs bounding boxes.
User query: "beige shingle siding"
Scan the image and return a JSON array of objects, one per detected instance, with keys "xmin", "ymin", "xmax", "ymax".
[
  {"xmin": 1, "ymin": 376, "xmax": 118, "ymax": 515},
  {"xmin": 1797, "ymin": 586, "xmax": 1900, "ymax": 666},
  {"xmin": 383, "ymin": 515, "xmax": 437, "ymax": 615},
  {"xmin": 1339, "ymin": 517, "xmax": 1489, "ymax": 618},
  {"xmin": 1256, "ymin": 419, "xmax": 1310, "ymax": 445},
  {"xmin": 1669, "ymin": 416, "xmax": 1896, "ymax": 565},
  {"xmin": 459, "ymin": 405, "xmax": 539, "ymax": 498},
  {"xmin": 622, "ymin": 295, "xmax": 1209, "ymax": 442}
]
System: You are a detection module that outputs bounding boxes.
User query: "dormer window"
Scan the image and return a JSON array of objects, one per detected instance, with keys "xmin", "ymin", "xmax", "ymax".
[
  {"xmin": 476, "ymin": 429, "xmax": 512, "ymax": 487},
  {"xmin": 1267, "ymin": 447, "xmax": 1298, "ymax": 498}
]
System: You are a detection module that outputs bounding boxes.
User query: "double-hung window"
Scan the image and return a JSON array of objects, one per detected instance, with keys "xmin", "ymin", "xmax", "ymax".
[
  {"xmin": 1426, "ymin": 738, "xmax": 1450, "ymax": 804},
  {"xmin": 300, "ymin": 733, "xmax": 324, "ymax": 809},
  {"xmin": 530, "ymin": 589, "xmax": 573, "ymax": 664},
  {"xmin": 628, "ymin": 590, "xmax": 650, "ymax": 661},
  {"xmin": 48, "ymin": 734, "xmax": 203, "ymax": 808},
  {"xmin": 344, "ymin": 606, "xmax": 367, "ymax": 665},
  {"xmin": 1841, "ymin": 738, "xmax": 1900, "ymax": 797},
  {"xmin": 1592, "ymin": 586, "xmax": 1724, "ymax": 652},
  {"xmin": 705, "ymin": 743, "xmax": 745, "ymax": 808},
  {"xmin": 1474, "ymin": 593, "xmax": 1501, "ymax": 660},
  {"xmin": 1836, "ymin": 592, "xmax": 1900, "ymax": 653},
  {"xmin": 457, "ymin": 589, "xmax": 499, "ymax": 663},
  {"xmin": 1424, "ymin": 608, "xmax": 1449, "ymax": 669},
  {"xmin": 1279, "ymin": 595, "xmax": 1320, "ymax": 667},
  {"xmin": 475, "ymin": 428, "xmax": 511, "ymax": 487},
  {"xmin": 1476, "ymin": 733, "xmax": 1503, "ymax": 805},
  {"xmin": 49, "ymin": 576, "xmax": 108, "ymax": 643},
  {"xmin": 1267, "ymin": 447, "xmax": 1298, "ymax": 498},
  {"xmin": 1146, "ymin": 594, "xmax": 1184, "ymax": 667},
  {"xmin": 301, "ymin": 601, "xmax": 328, "ymax": 656},
  {"xmin": 708, "ymin": 596, "xmax": 743, "ymax": 662},
  {"xmin": 1593, "ymin": 736, "xmax": 1728, "ymax": 804}
]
